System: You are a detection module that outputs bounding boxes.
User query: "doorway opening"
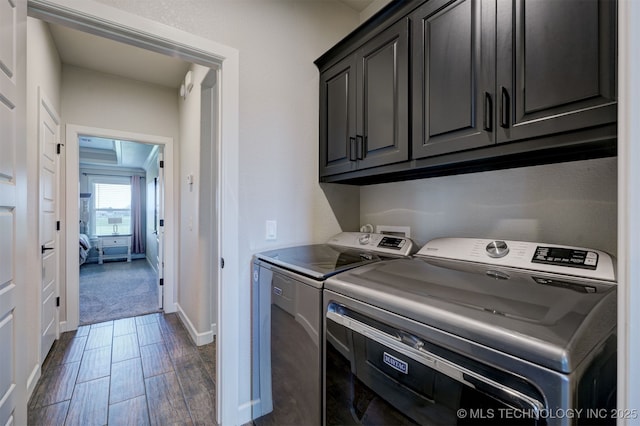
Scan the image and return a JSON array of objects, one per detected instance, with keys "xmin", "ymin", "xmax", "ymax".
[
  {"xmin": 29, "ymin": 2, "xmax": 241, "ymax": 423},
  {"xmin": 78, "ymin": 136, "xmax": 164, "ymax": 325},
  {"xmin": 65, "ymin": 125, "xmax": 175, "ymax": 332}
]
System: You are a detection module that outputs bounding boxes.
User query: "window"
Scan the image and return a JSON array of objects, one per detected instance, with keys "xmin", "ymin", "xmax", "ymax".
[{"xmin": 92, "ymin": 178, "xmax": 132, "ymax": 235}]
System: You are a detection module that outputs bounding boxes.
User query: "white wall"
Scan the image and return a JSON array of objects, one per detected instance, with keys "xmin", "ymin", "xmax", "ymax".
[
  {"xmin": 176, "ymin": 63, "xmax": 215, "ymax": 342},
  {"xmin": 60, "ymin": 64, "xmax": 180, "ymax": 320},
  {"xmin": 91, "ymin": 2, "xmax": 363, "ymax": 417},
  {"xmin": 92, "ymin": 1, "xmax": 361, "ymax": 248},
  {"xmin": 26, "ymin": 17, "xmax": 62, "ymax": 395},
  {"xmin": 361, "ymin": 157, "xmax": 617, "ymax": 255},
  {"xmin": 617, "ymin": 0, "xmax": 640, "ymax": 415},
  {"xmin": 61, "ymin": 65, "xmax": 179, "ymax": 140}
]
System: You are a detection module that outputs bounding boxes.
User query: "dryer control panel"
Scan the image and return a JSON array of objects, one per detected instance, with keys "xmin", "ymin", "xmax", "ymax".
[
  {"xmin": 417, "ymin": 238, "xmax": 616, "ymax": 282},
  {"xmin": 328, "ymin": 232, "xmax": 417, "ymax": 257}
]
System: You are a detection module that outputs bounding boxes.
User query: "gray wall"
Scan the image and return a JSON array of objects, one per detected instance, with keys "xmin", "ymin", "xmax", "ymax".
[{"xmin": 360, "ymin": 157, "xmax": 617, "ymax": 255}]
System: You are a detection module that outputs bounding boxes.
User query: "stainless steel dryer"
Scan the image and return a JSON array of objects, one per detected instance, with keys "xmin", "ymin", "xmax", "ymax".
[
  {"xmin": 251, "ymin": 232, "xmax": 416, "ymax": 426},
  {"xmin": 324, "ymin": 238, "xmax": 617, "ymax": 426}
]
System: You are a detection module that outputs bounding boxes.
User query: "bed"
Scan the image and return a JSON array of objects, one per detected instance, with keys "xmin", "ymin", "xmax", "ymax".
[{"xmin": 79, "ymin": 233, "xmax": 91, "ymax": 265}]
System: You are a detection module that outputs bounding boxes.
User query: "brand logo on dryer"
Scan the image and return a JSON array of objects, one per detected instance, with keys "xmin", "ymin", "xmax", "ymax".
[{"xmin": 383, "ymin": 352, "xmax": 408, "ymax": 374}]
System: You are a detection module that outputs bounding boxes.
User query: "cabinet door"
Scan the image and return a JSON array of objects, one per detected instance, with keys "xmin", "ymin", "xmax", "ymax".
[
  {"xmin": 319, "ymin": 55, "xmax": 357, "ymax": 177},
  {"xmin": 412, "ymin": 0, "xmax": 495, "ymax": 160},
  {"xmin": 496, "ymin": 0, "xmax": 617, "ymax": 143},
  {"xmin": 355, "ymin": 18, "xmax": 410, "ymax": 170}
]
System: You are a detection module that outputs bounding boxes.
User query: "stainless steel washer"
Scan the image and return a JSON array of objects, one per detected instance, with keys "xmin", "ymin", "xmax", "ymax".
[
  {"xmin": 324, "ymin": 238, "xmax": 617, "ymax": 426},
  {"xmin": 251, "ymin": 232, "xmax": 416, "ymax": 425}
]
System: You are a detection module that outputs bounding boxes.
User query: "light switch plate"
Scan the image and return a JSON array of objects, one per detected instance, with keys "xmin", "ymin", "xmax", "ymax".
[{"xmin": 266, "ymin": 220, "xmax": 277, "ymax": 240}]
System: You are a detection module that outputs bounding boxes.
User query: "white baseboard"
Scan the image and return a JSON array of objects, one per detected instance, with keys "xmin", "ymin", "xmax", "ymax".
[
  {"xmin": 164, "ymin": 301, "xmax": 177, "ymax": 314},
  {"xmin": 146, "ymin": 256, "xmax": 158, "ymax": 274},
  {"xmin": 59, "ymin": 320, "xmax": 69, "ymax": 333},
  {"xmin": 238, "ymin": 399, "xmax": 261, "ymax": 425},
  {"xmin": 176, "ymin": 303, "xmax": 214, "ymax": 346},
  {"xmin": 26, "ymin": 364, "xmax": 41, "ymax": 399}
]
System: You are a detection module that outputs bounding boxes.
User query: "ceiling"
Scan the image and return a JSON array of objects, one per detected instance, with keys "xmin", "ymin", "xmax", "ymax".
[
  {"xmin": 79, "ymin": 136, "xmax": 156, "ymax": 169},
  {"xmin": 47, "ymin": 1, "xmax": 374, "ymax": 88},
  {"xmin": 47, "ymin": 23, "xmax": 182, "ymax": 169},
  {"xmin": 339, "ymin": 0, "xmax": 375, "ymax": 12},
  {"xmin": 48, "ymin": 22, "xmax": 191, "ymax": 89},
  {"xmin": 47, "ymin": 1, "xmax": 374, "ymax": 169}
]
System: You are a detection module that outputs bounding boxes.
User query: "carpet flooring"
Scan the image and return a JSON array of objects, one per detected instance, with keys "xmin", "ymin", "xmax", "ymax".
[{"xmin": 79, "ymin": 259, "xmax": 160, "ymax": 325}]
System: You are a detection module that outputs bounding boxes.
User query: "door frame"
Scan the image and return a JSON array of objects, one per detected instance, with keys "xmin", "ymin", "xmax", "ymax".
[
  {"xmin": 28, "ymin": 1, "xmax": 241, "ymax": 424},
  {"xmin": 37, "ymin": 87, "xmax": 61, "ymax": 367},
  {"xmin": 64, "ymin": 125, "xmax": 174, "ymax": 326}
]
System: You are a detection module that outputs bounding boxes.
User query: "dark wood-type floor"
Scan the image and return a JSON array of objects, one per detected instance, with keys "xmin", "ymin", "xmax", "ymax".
[{"xmin": 28, "ymin": 313, "xmax": 216, "ymax": 425}]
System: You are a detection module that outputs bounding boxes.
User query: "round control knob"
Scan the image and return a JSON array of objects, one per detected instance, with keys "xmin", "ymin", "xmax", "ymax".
[
  {"xmin": 486, "ymin": 240, "xmax": 509, "ymax": 258},
  {"xmin": 358, "ymin": 234, "xmax": 371, "ymax": 245}
]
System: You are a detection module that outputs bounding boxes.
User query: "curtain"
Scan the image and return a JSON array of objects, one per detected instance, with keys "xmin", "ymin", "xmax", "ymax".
[{"xmin": 131, "ymin": 175, "xmax": 145, "ymax": 254}]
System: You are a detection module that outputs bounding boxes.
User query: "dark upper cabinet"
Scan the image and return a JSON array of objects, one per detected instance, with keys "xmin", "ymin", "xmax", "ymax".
[
  {"xmin": 495, "ymin": 0, "xmax": 617, "ymax": 143},
  {"xmin": 412, "ymin": 0, "xmax": 616, "ymax": 160},
  {"xmin": 319, "ymin": 55, "xmax": 357, "ymax": 177},
  {"xmin": 316, "ymin": 0, "xmax": 616, "ymax": 183},
  {"xmin": 412, "ymin": 0, "xmax": 496, "ymax": 159},
  {"xmin": 319, "ymin": 18, "xmax": 409, "ymax": 177}
]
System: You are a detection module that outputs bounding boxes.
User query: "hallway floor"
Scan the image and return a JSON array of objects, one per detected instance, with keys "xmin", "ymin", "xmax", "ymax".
[{"xmin": 28, "ymin": 313, "xmax": 216, "ymax": 425}]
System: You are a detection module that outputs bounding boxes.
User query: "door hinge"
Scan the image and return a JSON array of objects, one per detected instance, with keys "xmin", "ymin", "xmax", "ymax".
[
  {"xmin": 159, "ymin": 219, "xmax": 164, "ymax": 227},
  {"xmin": 221, "ymin": 257, "xmax": 225, "ymax": 269},
  {"xmin": 159, "ymin": 278, "xmax": 164, "ymax": 286},
  {"xmin": 57, "ymin": 143, "xmax": 64, "ymax": 154},
  {"xmin": 159, "ymin": 160, "xmax": 164, "ymax": 168},
  {"xmin": 56, "ymin": 297, "xmax": 60, "ymax": 307},
  {"xmin": 56, "ymin": 220, "xmax": 61, "ymax": 231}
]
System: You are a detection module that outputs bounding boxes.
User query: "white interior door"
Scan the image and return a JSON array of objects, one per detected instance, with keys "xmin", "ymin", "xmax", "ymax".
[
  {"xmin": 39, "ymin": 91, "xmax": 60, "ymax": 363},
  {"xmin": 0, "ymin": 0, "xmax": 25, "ymax": 424},
  {"xmin": 156, "ymin": 151, "xmax": 164, "ymax": 309}
]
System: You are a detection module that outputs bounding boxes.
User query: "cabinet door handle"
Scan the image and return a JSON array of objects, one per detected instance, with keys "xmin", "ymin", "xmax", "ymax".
[
  {"xmin": 356, "ymin": 135, "xmax": 365, "ymax": 160},
  {"xmin": 484, "ymin": 92, "xmax": 493, "ymax": 131},
  {"xmin": 349, "ymin": 137, "xmax": 357, "ymax": 161},
  {"xmin": 500, "ymin": 86, "xmax": 510, "ymax": 128}
]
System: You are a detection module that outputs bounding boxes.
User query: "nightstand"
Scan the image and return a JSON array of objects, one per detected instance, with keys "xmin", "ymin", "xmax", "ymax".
[{"xmin": 98, "ymin": 235, "xmax": 132, "ymax": 264}]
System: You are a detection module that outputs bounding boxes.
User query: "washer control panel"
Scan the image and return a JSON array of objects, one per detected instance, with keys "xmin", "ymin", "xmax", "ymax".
[
  {"xmin": 532, "ymin": 246, "xmax": 598, "ymax": 270},
  {"xmin": 418, "ymin": 238, "xmax": 615, "ymax": 282},
  {"xmin": 328, "ymin": 232, "xmax": 416, "ymax": 257}
]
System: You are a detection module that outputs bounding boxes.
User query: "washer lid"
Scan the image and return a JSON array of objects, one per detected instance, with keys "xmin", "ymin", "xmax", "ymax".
[
  {"xmin": 325, "ymin": 257, "xmax": 616, "ymax": 373},
  {"xmin": 255, "ymin": 244, "xmax": 382, "ymax": 280}
]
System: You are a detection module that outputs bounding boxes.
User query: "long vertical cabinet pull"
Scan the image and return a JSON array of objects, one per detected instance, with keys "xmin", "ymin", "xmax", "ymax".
[
  {"xmin": 484, "ymin": 92, "xmax": 493, "ymax": 131},
  {"xmin": 500, "ymin": 86, "xmax": 510, "ymax": 128},
  {"xmin": 356, "ymin": 135, "xmax": 365, "ymax": 160},
  {"xmin": 349, "ymin": 137, "xmax": 357, "ymax": 161}
]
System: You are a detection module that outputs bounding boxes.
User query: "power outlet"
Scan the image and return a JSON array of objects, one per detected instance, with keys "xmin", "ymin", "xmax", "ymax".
[{"xmin": 266, "ymin": 220, "xmax": 277, "ymax": 240}]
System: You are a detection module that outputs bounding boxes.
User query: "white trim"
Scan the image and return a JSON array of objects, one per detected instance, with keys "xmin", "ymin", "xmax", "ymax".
[
  {"xmin": 36, "ymin": 87, "xmax": 61, "ymax": 370},
  {"xmin": 65, "ymin": 125, "xmax": 177, "ymax": 327},
  {"xmin": 29, "ymin": 2, "xmax": 241, "ymax": 424},
  {"xmin": 617, "ymin": 0, "xmax": 640, "ymax": 418},
  {"xmin": 26, "ymin": 364, "xmax": 41, "ymax": 400},
  {"xmin": 176, "ymin": 303, "xmax": 215, "ymax": 346}
]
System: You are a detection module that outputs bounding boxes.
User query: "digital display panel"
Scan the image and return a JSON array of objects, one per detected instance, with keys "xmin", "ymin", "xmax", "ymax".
[{"xmin": 532, "ymin": 246, "xmax": 597, "ymax": 270}]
